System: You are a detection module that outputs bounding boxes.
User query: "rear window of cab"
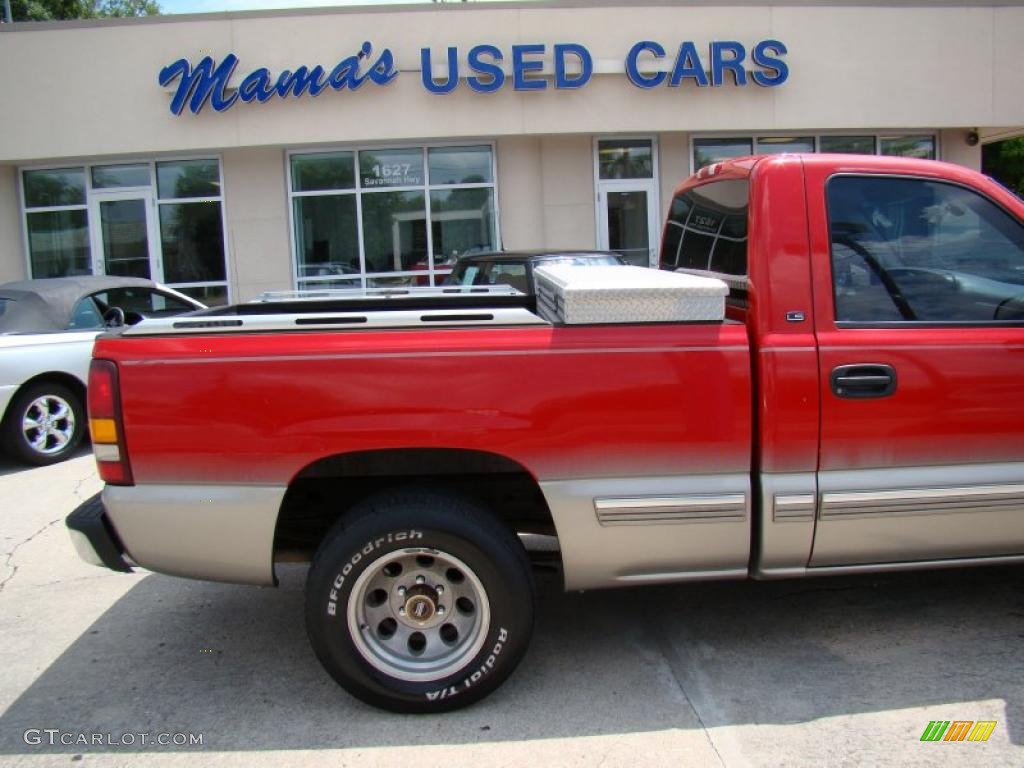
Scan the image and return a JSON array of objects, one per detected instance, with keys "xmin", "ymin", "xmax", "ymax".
[{"xmin": 660, "ymin": 179, "xmax": 750, "ymax": 292}]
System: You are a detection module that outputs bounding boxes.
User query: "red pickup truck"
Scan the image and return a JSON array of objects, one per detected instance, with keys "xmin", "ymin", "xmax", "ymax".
[{"xmin": 67, "ymin": 154, "xmax": 1024, "ymax": 713}]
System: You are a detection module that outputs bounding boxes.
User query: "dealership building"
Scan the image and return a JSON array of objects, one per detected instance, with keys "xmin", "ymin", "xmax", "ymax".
[{"xmin": 0, "ymin": 0, "xmax": 1021, "ymax": 305}]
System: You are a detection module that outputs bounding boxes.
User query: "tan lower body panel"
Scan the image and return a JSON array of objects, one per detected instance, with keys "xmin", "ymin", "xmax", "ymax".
[
  {"xmin": 810, "ymin": 463, "xmax": 1024, "ymax": 566},
  {"xmin": 541, "ymin": 474, "xmax": 751, "ymax": 590},
  {"xmin": 103, "ymin": 484, "xmax": 285, "ymax": 586}
]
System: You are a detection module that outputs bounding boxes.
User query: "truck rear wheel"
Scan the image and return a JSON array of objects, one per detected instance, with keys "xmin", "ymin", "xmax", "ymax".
[{"xmin": 305, "ymin": 489, "xmax": 535, "ymax": 713}]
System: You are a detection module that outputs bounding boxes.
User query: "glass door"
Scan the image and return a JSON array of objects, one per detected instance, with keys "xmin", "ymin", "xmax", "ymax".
[
  {"xmin": 599, "ymin": 187, "xmax": 659, "ymax": 267},
  {"xmin": 595, "ymin": 138, "xmax": 660, "ymax": 268},
  {"xmin": 89, "ymin": 191, "xmax": 160, "ymax": 279}
]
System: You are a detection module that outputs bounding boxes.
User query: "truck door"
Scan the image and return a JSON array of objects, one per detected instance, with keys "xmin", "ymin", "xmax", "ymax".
[{"xmin": 807, "ymin": 169, "xmax": 1024, "ymax": 566}]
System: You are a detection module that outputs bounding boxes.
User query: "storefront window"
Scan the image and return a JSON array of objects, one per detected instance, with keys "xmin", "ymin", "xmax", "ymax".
[
  {"xmin": 693, "ymin": 134, "xmax": 937, "ymax": 170},
  {"xmin": 25, "ymin": 209, "xmax": 91, "ymax": 278},
  {"xmin": 23, "ymin": 168, "xmax": 86, "ymax": 208},
  {"xmin": 360, "ymin": 149, "xmax": 425, "ymax": 188},
  {"xmin": 23, "ymin": 168, "xmax": 90, "ymax": 277},
  {"xmin": 820, "ymin": 136, "xmax": 876, "ymax": 154},
  {"xmin": 289, "ymin": 144, "xmax": 497, "ymax": 288},
  {"xmin": 21, "ymin": 160, "xmax": 229, "ymax": 304},
  {"xmin": 176, "ymin": 284, "xmax": 228, "ymax": 306},
  {"xmin": 156, "ymin": 159, "xmax": 221, "ymax": 199},
  {"xmin": 429, "ymin": 146, "xmax": 493, "ymax": 185},
  {"xmin": 361, "ymin": 191, "xmax": 427, "ymax": 273},
  {"xmin": 693, "ymin": 138, "xmax": 754, "ymax": 169},
  {"xmin": 292, "ymin": 152, "xmax": 355, "ymax": 192},
  {"xmin": 757, "ymin": 136, "xmax": 814, "ymax": 154},
  {"xmin": 158, "ymin": 202, "xmax": 227, "ymax": 283},
  {"xmin": 598, "ymin": 139, "xmax": 654, "ymax": 179},
  {"xmin": 293, "ymin": 195, "xmax": 360, "ymax": 277},
  {"xmin": 431, "ymin": 188, "xmax": 496, "ymax": 266},
  {"xmin": 880, "ymin": 135, "xmax": 936, "ymax": 159},
  {"xmin": 155, "ymin": 160, "xmax": 228, "ymax": 302},
  {"xmin": 91, "ymin": 164, "xmax": 151, "ymax": 189}
]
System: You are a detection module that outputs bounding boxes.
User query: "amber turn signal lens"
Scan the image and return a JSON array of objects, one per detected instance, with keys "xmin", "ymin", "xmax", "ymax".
[{"xmin": 90, "ymin": 417, "xmax": 118, "ymax": 444}]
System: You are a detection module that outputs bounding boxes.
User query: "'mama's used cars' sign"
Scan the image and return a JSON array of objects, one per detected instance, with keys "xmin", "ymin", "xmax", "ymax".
[{"xmin": 159, "ymin": 39, "xmax": 789, "ymax": 116}]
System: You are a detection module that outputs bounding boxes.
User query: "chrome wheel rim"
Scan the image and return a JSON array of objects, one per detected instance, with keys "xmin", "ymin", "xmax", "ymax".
[
  {"xmin": 21, "ymin": 395, "xmax": 76, "ymax": 455},
  {"xmin": 347, "ymin": 548, "xmax": 491, "ymax": 682}
]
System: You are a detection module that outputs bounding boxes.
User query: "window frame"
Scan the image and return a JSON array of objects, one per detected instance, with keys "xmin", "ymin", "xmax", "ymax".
[
  {"xmin": 592, "ymin": 135, "xmax": 661, "ymax": 268},
  {"xmin": 286, "ymin": 140, "xmax": 500, "ymax": 291},
  {"xmin": 689, "ymin": 132, "xmax": 940, "ymax": 176},
  {"xmin": 18, "ymin": 156, "xmax": 232, "ymax": 304},
  {"xmin": 660, "ymin": 176, "xmax": 750, "ymax": 299},
  {"xmin": 825, "ymin": 172, "xmax": 1024, "ymax": 329},
  {"xmin": 595, "ymin": 136, "xmax": 657, "ymax": 181}
]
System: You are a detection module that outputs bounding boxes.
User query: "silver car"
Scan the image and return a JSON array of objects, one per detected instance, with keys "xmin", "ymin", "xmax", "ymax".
[{"xmin": 0, "ymin": 276, "xmax": 204, "ymax": 466}]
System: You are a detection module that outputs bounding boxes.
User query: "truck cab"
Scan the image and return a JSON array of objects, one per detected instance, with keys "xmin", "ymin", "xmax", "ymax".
[{"xmin": 662, "ymin": 154, "xmax": 1024, "ymax": 575}]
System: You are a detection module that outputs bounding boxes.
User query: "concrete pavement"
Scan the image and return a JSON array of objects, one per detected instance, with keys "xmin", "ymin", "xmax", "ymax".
[{"xmin": 0, "ymin": 452, "xmax": 1021, "ymax": 767}]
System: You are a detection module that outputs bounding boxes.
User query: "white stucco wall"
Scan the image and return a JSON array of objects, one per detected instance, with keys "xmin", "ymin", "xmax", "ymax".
[
  {"xmin": 496, "ymin": 136, "xmax": 546, "ymax": 251},
  {"xmin": 0, "ymin": 2, "xmax": 1021, "ymax": 163},
  {"xmin": 539, "ymin": 135, "xmax": 596, "ymax": 249},
  {"xmin": 1, "ymin": 2, "xmax": 1020, "ymax": 293},
  {"xmin": 939, "ymin": 129, "xmax": 983, "ymax": 171},
  {"xmin": 221, "ymin": 147, "xmax": 292, "ymax": 301},
  {"xmin": 658, "ymin": 133, "xmax": 691, "ymax": 220},
  {"xmin": 0, "ymin": 167, "xmax": 26, "ymax": 284}
]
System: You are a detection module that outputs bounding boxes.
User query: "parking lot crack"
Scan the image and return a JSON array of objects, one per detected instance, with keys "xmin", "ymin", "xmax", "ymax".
[
  {"xmin": 648, "ymin": 621, "xmax": 729, "ymax": 768},
  {"xmin": 71, "ymin": 471, "xmax": 99, "ymax": 502},
  {"xmin": 0, "ymin": 516, "xmax": 63, "ymax": 594}
]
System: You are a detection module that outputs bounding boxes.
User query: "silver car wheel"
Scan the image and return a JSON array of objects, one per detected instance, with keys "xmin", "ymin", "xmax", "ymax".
[
  {"xmin": 21, "ymin": 394, "xmax": 76, "ymax": 456},
  {"xmin": 347, "ymin": 548, "xmax": 491, "ymax": 683}
]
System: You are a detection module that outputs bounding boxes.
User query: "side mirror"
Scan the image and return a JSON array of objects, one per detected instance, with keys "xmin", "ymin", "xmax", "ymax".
[{"xmin": 102, "ymin": 306, "xmax": 126, "ymax": 328}]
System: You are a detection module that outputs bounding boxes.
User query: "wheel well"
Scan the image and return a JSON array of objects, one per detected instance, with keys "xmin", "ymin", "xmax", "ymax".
[
  {"xmin": 273, "ymin": 448, "xmax": 559, "ymax": 566},
  {"xmin": 3, "ymin": 373, "xmax": 87, "ymax": 424}
]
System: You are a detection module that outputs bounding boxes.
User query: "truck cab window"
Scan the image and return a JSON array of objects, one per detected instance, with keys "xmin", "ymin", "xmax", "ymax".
[
  {"xmin": 827, "ymin": 176, "xmax": 1024, "ymax": 323},
  {"xmin": 659, "ymin": 179, "xmax": 749, "ymax": 302}
]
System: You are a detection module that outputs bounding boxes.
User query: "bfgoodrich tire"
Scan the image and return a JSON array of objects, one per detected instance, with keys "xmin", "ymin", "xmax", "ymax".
[
  {"xmin": 2, "ymin": 382, "xmax": 85, "ymax": 466},
  {"xmin": 305, "ymin": 489, "xmax": 535, "ymax": 713}
]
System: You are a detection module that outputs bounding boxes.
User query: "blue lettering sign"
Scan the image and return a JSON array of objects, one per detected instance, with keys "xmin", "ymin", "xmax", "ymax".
[
  {"xmin": 512, "ymin": 44, "xmax": 547, "ymax": 91},
  {"xmin": 161, "ymin": 37, "xmax": 789, "ymax": 115},
  {"xmin": 710, "ymin": 41, "xmax": 747, "ymax": 86},
  {"xmin": 625, "ymin": 41, "xmax": 667, "ymax": 88},
  {"xmin": 554, "ymin": 43, "xmax": 592, "ymax": 89},
  {"xmin": 668, "ymin": 42, "xmax": 708, "ymax": 88},
  {"xmin": 275, "ymin": 66, "xmax": 330, "ymax": 98},
  {"xmin": 367, "ymin": 47, "xmax": 398, "ymax": 86},
  {"xmin": 159, "ymin": 55, "xmax": 239, "ymax": 115},
  {"xmin": 751, "ymin": 39, "xmax": 789, "ymax": 87},
  {"xmin": 421, "ymin": 47, "xmax": 459, "ymax": 94},
  {"xmin": 238, "ymin": 68, "xmax": 274, "ymax": 103},
  {"xmin": 159, "ymin": 41, "xmax": 397, "ymax": 115},
  {"xmin": 467, "ymin": 45, "xmax": 505, "ymax": 93},
  {"xmin": 626, "ymin": 39, "xmax": 788, "ymax": 90}
]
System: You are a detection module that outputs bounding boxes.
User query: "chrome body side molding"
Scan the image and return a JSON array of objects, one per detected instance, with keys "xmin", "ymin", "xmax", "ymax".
[
  {"xmin": 615, "ymin": 568, "xmax": 748, "ymax": 585},
  {"xmin": 773, "ymin": 494, "xmax": 816, "ymax": 521},
  {"xmin": 541, "ymin": 474, "xmax": 751, "ymax": 590},
  {"xmin": 759, "ymin": 553, "xmax": 1024, "ymax": 580},
  {"xmin": 820, "ymin": 484, "xmax": 1024, "ymax": 519},
  {"xmin": 103, "ymin": 484, "xmax": 285, "ymax": 586},
  {"xmin": 752, "ymin": 473, "xmax": 818, "ymax": 577},
  {"xmin": 810, "ymin": 463, "xmax": 1024, "ymax": 567},
  {"xmin": 594, "ymin": 494, "xmax": 746, "ymax": 525}
]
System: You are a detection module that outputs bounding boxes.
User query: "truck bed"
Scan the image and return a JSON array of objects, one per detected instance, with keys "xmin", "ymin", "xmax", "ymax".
[{"xmin": 96, "ymin": 321, "xmax": 752, "ymax": 487}]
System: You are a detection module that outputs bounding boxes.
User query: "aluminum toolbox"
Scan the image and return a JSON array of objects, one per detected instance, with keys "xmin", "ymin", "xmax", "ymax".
[{"xmin": 533, "ymin": 264, "xmax": 729, "ymax": 325}]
